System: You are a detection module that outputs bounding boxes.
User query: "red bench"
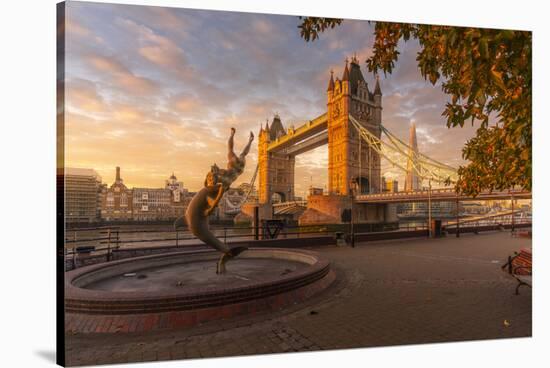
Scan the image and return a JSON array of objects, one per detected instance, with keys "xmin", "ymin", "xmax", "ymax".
[
  {"xmin": 502, "ymin": 248, "xmax": 532, "ymax": 295},
  {"xmin": 511, "ymin": 229, "xmax": 532, "ymax": 238}
]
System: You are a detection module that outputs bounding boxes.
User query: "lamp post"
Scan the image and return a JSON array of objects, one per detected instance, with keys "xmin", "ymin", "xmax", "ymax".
[
  {"xmin": 349, "ymin": 178, "xmax": 358, "ymax": 248},
  {"xmin": 456, "ymin": 192, "xmax": 460, "ymax": 238},
  {"xmin": 428, "ymin": 179, "xmax": 432, "ymax": 238},
  {"xmin": 511, "ymin": 193, "xmax": 515, "ymax": 232}
]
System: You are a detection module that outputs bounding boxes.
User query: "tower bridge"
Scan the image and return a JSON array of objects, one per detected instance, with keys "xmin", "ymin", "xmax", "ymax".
[
  {"xmin": 251, "ymin": 56, "xmax": 387, "ymax": 224},
  {"xmin": 237, "ymin": 56, "xmax": 531, "ymax": 225},
  {"xmin": 259, "ymin": 56, "xmax": 383, "ymax": 202}
]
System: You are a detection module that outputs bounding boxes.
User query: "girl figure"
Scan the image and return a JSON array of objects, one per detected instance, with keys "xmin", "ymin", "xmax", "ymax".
[
  {"xmin": 183, "ymin": 168, "xmax": 247, "ymax": 273},
  {"xmin": 219, "ymin": 127, "xmax": 254, "ymax": 190},
  {"xmin": 176, "ymin": 128, "xmax": 254, "ymax": 273}
]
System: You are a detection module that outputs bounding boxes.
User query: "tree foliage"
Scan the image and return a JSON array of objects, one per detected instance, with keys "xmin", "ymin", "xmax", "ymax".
[
  {"xmin": 298, "ymin": 17, "xmax": 343, "ymax": 41},
  {"xmin": 299, "ymin": 18, "xmax": 532, "ymax": 196}
]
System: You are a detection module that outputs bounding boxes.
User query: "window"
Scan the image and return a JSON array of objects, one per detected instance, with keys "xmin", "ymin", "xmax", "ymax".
[{"xmin": 106, "ymin": 192, "xmax": 114, "ymax": 207}]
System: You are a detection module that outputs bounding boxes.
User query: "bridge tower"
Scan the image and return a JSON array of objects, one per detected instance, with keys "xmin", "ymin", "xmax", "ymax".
[
  {"xmin": 258, "ymin": 115, "xmax": 295, "ymax": 205},
  {"xmin": 327, "ymin": 57, "xmax": 382, "ymax": 195}
]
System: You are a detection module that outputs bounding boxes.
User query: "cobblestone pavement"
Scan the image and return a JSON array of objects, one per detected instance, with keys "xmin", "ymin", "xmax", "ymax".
[{"xmin": 65, "ymin": 231, "xmax": 532, "ymax": 366}]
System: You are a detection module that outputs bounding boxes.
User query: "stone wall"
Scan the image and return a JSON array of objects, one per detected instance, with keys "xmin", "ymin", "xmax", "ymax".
[
  {"xmin": 299, "ymin": 194, "xmax": 397, "ymax": 225},
  {"xmin": 300, "ymin": 194, "xmax": 350, "ymax": 225}
]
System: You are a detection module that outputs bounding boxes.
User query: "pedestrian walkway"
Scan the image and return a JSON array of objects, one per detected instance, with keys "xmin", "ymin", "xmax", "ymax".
[{"xmin": 65, "ymin": 231, "xmax": 531, "ymax": 366}]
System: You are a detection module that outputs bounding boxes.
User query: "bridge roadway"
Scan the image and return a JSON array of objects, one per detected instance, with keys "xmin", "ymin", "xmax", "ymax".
[
  {"xmin": 272, "ymin": 200, "xmax": 308, "ymax": 215},
  {"xmin": 355, "ymin": 188, "xmax": 531, "ymax": 204},
  {"xmin": 268, "ymin": 189, "xmax": 531, "ymax": 213},
  {"xmin": 277, "ymin": 131, "xmax": 328, "ymax": 156},
  {"xmin": 267, "ymin": 113, "xmax": 327, "ymax": 153}
]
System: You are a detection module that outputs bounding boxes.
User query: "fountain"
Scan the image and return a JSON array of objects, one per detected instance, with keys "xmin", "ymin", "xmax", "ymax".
[{"xmin": 64, "ymin": 129, "xmax": 334, "ymax": 333}]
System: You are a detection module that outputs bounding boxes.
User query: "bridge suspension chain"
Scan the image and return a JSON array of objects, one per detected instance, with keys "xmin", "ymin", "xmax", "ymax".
[
  {"xmin": 380, "ymin": 129, "xmax": 455, "ymax": 184},
  {"xmin": 242, "ymin": 163, "xmax": 259, "ymax": 203},
  {"xmin": 349, "ymin": 115, "xmax": 458, "ymax": 184},
  {"xmin": 223, "ymin": 164, "xmax": 260, "ymax": 214},
  {"xmin": 381, "ymin": 125, "xmax": 458, "ymax": 173}
]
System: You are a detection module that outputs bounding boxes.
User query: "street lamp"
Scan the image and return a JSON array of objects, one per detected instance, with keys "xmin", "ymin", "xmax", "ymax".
[
  {"xmin": 428, "ymin": 179, "xmax": 432, "ymax": 238},
  {"xmin": 511, "ymin": 192, "xmax": 515, "ymax": 232},
  {"xmin": 349, "ymin": 178, "xmax": 359, "ymax": 248}
]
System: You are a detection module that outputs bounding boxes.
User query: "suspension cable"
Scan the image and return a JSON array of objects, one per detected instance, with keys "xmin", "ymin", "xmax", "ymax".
[{"xmin": 348, "ymin": 115, "xmax": 457, "ymax": 184}]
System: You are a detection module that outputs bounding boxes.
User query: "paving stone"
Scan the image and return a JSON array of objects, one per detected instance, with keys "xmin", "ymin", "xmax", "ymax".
[{"xmin": 65, "ymin": 231, "xmax": 531, "ymax": 366}]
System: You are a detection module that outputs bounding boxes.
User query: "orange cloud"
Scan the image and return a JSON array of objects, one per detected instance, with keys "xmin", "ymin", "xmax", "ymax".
[
  {"xmin": 66, "ymin": 78, "xmax": 106, "ymax": 113},
  {"xmin": 87, "ymin": 55, "xmax": 158, "ymax": 94},
  {"xmin": 117, "ymin": 17, "xmax": 194, "ymax": 79},
  {"xmin": 66, "ymin": 19, "xmax": 104, "ymax": 44},
  {"xmin": 66, "ymin": 19, "xmax": 91, "ymax": 38},
  {"xmin": 112, "ymin": 104, "xmax": 147, "ymax": 122},
  {"xmin": 173, "ymin": 94, "xmax": 200, "ymax": 113}
]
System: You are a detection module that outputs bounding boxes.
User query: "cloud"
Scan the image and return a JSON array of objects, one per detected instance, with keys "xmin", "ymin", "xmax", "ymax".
[
  {"xmin": 65, "ymin": 18, "xmax": 104, "ymax": 44},
  {"xmin": 64, "ymin": 3, "xmax": 477, "ymax": 192},
  {"xmin": 112, "ymin": 103, "xmax": 148, "ymax": 122},
  {"xmin": 252, "ymin": 19, "xmax": 274, "ymax": 35},
  {"xmin": 86, "ymin": 54, "xmax": 159, "ymax": 95},
  {"xmin": 171, "ymin": 93, "xmax": 201, "ymax": 113},
  {"xmin": 65, "ymin": 19, "xmax": 91, "ymax": 38},
  {"xmin": 116, "ymin": 4, "xmax": 198, "ymax": 40},
  {"xmin": 117, "ymin": 17, "xmax": 194, "ymax": 78},
  {"xmin": 66, "ymin": 78, "xmax": 106, "ymax": 112},
  {"xmin": 165, "ymin": 92, "xmax": 216, "ymax": 121}
]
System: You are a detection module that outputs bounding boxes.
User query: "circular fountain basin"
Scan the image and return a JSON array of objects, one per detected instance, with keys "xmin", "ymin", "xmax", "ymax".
[{"xmin": 65, "ymin": 248, "xmax": 334, "ymax": 333}]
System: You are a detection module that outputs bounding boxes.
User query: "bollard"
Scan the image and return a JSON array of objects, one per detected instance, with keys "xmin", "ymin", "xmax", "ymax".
[
  {"xmin": 456, "ymin": 196, "xmax": 460, "ymax": 238},
  {"xmin": 254, "ymin": 206, "xmax": 259, "ymax": 240},
  {"xmin": 335, "ymin": 232, "xmax": 346, "ymax": 247},
  {"xmin": 107, "ymin": 228, "xmax": 111, "ymax": 262}
]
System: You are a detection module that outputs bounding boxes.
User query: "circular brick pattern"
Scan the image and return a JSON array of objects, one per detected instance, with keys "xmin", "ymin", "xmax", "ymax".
[{"xmin": 65, "ymin": 248, "xmax": 334, "ymax": 333}]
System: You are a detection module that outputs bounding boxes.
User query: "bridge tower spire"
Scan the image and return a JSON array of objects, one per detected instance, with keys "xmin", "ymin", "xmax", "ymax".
[
  {"xmin": 258, "ymin": 114, "xmax": 295, "ymax": 206},
  {"xmin": 327, "ymin": 69, "xmax": 335, "ymax": 94},
  {"xmin": 327, "ymin": 57, "xmax": 382, "ymax": 195}
]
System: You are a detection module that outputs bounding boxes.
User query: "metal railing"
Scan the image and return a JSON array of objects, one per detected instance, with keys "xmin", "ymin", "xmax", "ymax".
[
  {"xmin": 64, "ymin": 215, "xmax": 531, "ymax": 268},
  {"xmin": 442, "ymin": 216, "xmax": 532, "ymax": 229},
  {"xmin": 272, "ymin": 200, "xmax": 308, "ymax": 208},
  {"xmin": 64, "ymin": 224, "xmax": 337, "ymax": 259}
]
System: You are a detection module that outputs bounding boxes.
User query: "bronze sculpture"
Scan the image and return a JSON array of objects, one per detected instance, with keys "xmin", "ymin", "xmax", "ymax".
[{"xmin": 175, "ymin": 128, "xmax": 254, "ymax": 273}]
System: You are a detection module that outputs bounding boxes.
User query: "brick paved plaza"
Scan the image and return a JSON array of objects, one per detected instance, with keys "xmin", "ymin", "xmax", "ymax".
[{"xmin": 65, "ymin": 231, "xmax": 532, "ymax": 366}]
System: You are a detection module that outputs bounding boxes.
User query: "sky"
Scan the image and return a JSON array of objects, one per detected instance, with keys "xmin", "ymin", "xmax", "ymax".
[{"xmin": 64, "ymin": 1, "xmax": 478, "ymax": 196}]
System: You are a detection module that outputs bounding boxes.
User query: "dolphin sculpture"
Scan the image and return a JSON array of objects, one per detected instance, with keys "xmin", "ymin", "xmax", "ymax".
[{"xmin": 174, "ymin": 128, "xmax": 254, "ymax": 273}]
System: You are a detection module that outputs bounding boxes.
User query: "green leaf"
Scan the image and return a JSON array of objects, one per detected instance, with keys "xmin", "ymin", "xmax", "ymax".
[{"xmin": 479, "ymin": 37, "xmax": 488, "ymax": 59}]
